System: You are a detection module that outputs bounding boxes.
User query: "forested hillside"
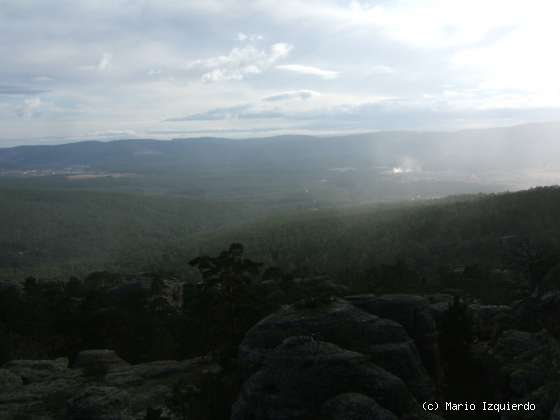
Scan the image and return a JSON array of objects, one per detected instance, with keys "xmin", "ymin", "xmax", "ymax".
[
  {"xmin": 0, "ymin": 188, "xmax": 263, "ymax": 279},
  {"xmin": 195, "ymin": 186, "xmax": 560, "ymax": 301},
  {"xmin": 4, "ymin": 186, "xmax": 560, "ymax": 294}
]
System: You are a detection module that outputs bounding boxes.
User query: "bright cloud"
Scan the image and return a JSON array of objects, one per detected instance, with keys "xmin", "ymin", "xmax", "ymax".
[
  {"xmin": 17, "ymin": 98, "xmax": 42, "ymax": 118},
  {"xmin": 276, "ymin": 64, "xmax": 339, "ymax": 79},
  {"xmin": 262, "ymin": 90, "xmax": 320, "ymax": 102},
  {"xmin": 97, "ymin": 53, "xmax": 112, "ymax": 71},
  {"xmin": 188, "ymin": 42, "xmax": 292, "ymax": 83}
]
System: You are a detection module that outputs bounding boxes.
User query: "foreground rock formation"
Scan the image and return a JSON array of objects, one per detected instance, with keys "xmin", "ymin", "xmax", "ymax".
[
  {"xmin": 236, "ymin": 296, "xmax": 440, "ymax": 419},
  {"xmin": 0, "ymin": 351, "xmax": 220, "ymax": 419},
  {"xmin": 3, "ymin": 292, "xmax": 560, "ymax": 419},
  {"xmin": 233, "ymin": 336, "xmax": 433, "ymax": 420}
]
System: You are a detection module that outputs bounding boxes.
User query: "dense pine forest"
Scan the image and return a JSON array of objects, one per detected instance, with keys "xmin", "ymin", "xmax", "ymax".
[{"xmin": 5, "ymin": 186, "xmax": 560, "ymax": 300}]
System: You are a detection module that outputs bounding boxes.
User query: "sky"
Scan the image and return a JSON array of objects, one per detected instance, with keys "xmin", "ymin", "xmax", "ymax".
[{"xmin": 2, "ymin": 0, "xmax": 560, "ymax": 146}]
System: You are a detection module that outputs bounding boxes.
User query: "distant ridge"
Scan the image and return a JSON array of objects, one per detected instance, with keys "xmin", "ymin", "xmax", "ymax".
[{"xmin": 2, "ymin": 122, "xmax": 560, "ymax": 175}]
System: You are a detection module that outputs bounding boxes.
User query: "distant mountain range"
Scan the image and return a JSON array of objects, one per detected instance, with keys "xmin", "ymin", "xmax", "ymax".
[{"xmin": 2, "ymin": 122, "xmax": 560, "ymax": 176}]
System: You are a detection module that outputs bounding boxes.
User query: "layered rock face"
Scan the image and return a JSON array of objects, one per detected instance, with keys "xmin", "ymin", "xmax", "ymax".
[{"xmin": 236, "ymin": 296, "xmax": 441, "ymax": 419}]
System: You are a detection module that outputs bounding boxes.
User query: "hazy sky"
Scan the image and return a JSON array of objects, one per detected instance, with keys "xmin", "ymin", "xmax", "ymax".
[{"xmin": 2, "ymin": 0, "xmax": 560, "ymax": 145}]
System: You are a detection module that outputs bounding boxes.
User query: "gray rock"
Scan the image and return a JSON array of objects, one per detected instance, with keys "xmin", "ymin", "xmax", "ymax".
[
  {"xmin": 428, "ymin": 302, "xmax": 450, "ymax": 325},
  {"xmin": 0, "ymin": 366, "xmax": 82, "ymax": 419},
  {"xmin": 469, "ymin": 303, "xmax": 511, "ymax": 340},
  {"xmin": 472, "ymin": 329, "xmax": 560, "ymax": 419},
  {"xmin": 493, "ymin": 330, "xmax": 560, "ymax": 399},
  {"xmin": 346, "ymin": 294, "xmax": 442, "ymax": 383},
  {"xmin": 551, "ymin": 400, "xmax": 560, "ymax": 420},
  {"xmin": 2, "ymin": 357, "xmax": 69, "ymax": 384},
  {"xmin": 232, "ymin": 336, "xmax": 416, "ymax": 420},
  {"xmin": 239, "ymin": 298, "xmax": 434, "ymax": 400},
  {"xmin": 66, "ymin": 385, "xmax": 130, "ymax": 420},
  {"xmin": 321, "ymin": 393, "xmax": 398, "ymax": 420},
  {"xmin": 0, "ymin": 354, "xmax": 220, "ymax": 419},
  {"xmin": 0, "ymin": 369, "xmax": 23, "ymax": 392},
  {"xmin": 105, "ymin": 356, "xmax": 222, "ymax": 415},
  {"xmin": 292, "ymin": 275, "xmax": 350, "ymax": 296},
  {"xmin": 73, "ymin": 350, "xmax": 129, "ymax": 374}
]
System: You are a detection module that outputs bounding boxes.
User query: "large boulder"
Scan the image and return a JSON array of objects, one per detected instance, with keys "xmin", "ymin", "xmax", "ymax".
[
  {"xmin": 72, "ymin": 350, "xmax": 129, "ymax": 375},
  {"xmin": 346, "ymin": 294, "xmax": 442, "ymax": 383},
  {"xmin": 320, "ymin": 393, "xmax": 398, "ymax": 420},
  {"xmin": 232, "ymin": 336, "xmax": 418, "ymax": 420},
  {"xmin": 239, "ymin": 298, "xmax": 434, "ymax": 400},
  {"xmin": 66, "ymin": 385, "xmax": 131, "ymax": 420}
]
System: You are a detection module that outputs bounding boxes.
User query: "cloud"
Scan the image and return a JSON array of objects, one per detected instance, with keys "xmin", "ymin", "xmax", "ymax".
[
  {"xmin": 147, "ymin": 126, "xmax": 286, "ymax": 136},
  {"xmin": 78, "ymin": 52, "xmax": 113, "ymax": 72},
  {"xmin": 17, "ymin": 97, "xmax": 42, "ymax": 118},
  {"xmin": 168, "ymin": 89, "xmax": 321, "ymax": 121},
  {"xmin": 276, "ymin": 64, "xmax": 338, "ymax": 79},
  {"xmin": 188, "ymin": 42, "xmax": 292, "ymax": 82},
  {"xmin": 166, "ymin": 103, "xmax": 289, "ymax": 121},
  {"xmin": 97, "ymin": 53, "xmax": 112, "ymax": 71},
  {"xmin": 370, "ymin": 65, "xmax": 394, "ymax": 75},
  {"xmin": 87, "ymin": 129, "xmax": 137, "ymax": 138},
  {"xmin": 0, "ymin": 85, "xmax": 49, "ymax": 95},
  {"xmin": 166, "ymin": 104, "xmax": 251, "ymax": 121},
  {"xmin": 163, "ymin": 94, "xmax": 560, "ymax": 132},
  {"xmin": 237, "ymin": 33, "xmax": 263, "ymax": 42},
  {"xmin": 262, "ymin": 90, "xmax": 320, "ymax": 102}
]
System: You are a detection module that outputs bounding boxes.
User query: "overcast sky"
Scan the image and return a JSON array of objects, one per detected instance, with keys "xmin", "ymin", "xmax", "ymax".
[{"xmin": 2, "ymin": 0, "xmax": 560, "ymax": 145}]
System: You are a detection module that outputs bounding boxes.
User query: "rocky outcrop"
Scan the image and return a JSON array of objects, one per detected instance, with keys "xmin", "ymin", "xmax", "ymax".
[
  {"xmin": 2, "ymin": 357, "xmax": 69, "ymax": 384},
  {"xmin": 66, "ymin": 386, "xmax": 131, "ymax": 420},
  {"xmin": 431, "ymin": 297, "xmax": 512, "ymax": 343},
  {"xmin": 493, "ymin": 330, "xmax": 560, "ymax": 398},
  {"xmin": 471, "ymin": 329, "xmax": 560, "ymax": 419},
  {"xmin": 72, "ymin": 349, "xmax": 130, "ymax": 374},
  {"xmin": 238, "ymin": 298, "xmax": 435, "ymax": 401},
  {"xmin": 0, "ymin": 357, "xmax": 82, "ymax": 419},
  {"xmin": 0, "ymin": 352, "xmax": 220, "ymax": 419},
  {"xmin": 0, "ymin": 369, "xmax": 23, "ymax": 391},
  {"xmin": 551, "ymin": 400, "xmax": 560, "ymax": 420},
  {"xmin": 346, "ymin": 294, "xmax": 442, "ymax": 383},
  {"xmin": 469, "ymin": 303, "xmax": 512, "ymax": 340},
  {"xmin": 232, "ymin": 336, "xmax": 424, "ymax": 420},
  {"xmin": 320, "ymin": 393, "xmax": 398, "ymax": 420},
  {"xmin": 510, "ymin": 291, "xmax": 560, "ymax": 338}
]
